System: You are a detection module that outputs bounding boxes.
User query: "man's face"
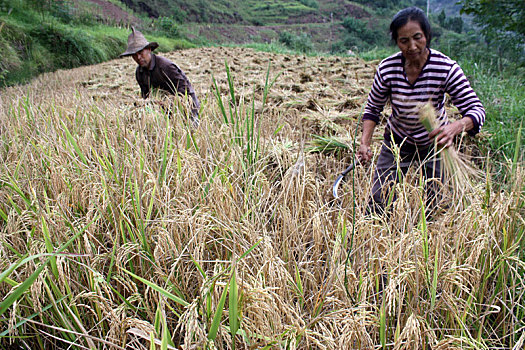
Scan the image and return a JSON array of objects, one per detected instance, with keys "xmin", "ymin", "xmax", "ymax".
[{"xmin": 132, "ymin": 47, "xmax": 152, "ymax": 68}]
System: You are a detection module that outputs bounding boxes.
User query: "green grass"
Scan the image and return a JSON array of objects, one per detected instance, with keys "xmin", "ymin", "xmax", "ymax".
[
  {"xmin": 0, "ymin": 1, "xmax": 194, "ymax": 86},
  {"xmin": 458, "ymin": 60, "xmax": 525, "ymax": 162},
  {"xmin": 356, "ymin": 45, "xmax": 398, "ymax": 61}
]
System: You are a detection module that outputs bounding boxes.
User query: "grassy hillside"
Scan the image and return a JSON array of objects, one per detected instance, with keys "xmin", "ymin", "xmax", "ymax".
[
  {"xmin": 0, "ymin": 0, "xmax": 194, "ymax": 86},
  {"xmin": 120, "ymin": 0, "xmax": 369, "ymax": 25},
  {"xmin": 119, "ymin": 0, "xmax": 390, "ymax": 52},
  {"xmin": 1, "ymin": 46, "xmax": 524, "ymax": 349}
]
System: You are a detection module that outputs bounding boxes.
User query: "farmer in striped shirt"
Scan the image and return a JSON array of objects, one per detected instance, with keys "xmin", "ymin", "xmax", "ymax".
[{"xmin": 357, "ymin": 7, "xmax": 485, "ymax": 216}]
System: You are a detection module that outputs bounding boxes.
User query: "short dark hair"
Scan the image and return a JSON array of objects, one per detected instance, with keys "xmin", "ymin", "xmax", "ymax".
[{"xmin": 390, "ymin": 7, "xmax": 431, "ymax": 47}]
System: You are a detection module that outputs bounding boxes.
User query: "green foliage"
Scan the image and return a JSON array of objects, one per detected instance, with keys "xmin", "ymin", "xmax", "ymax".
[
  {"xmin": 459, "ymin": 0, "xmax": 525, "ymax": 67},
  {"xmin": 0, "ymin": 35, "xmax": 21, "ymax": 81},
  {"xmin": 30, "ymin": 25, "xmax": 97, "ymax": 68},
  {"xmin": 444, "ymin": 16, "xmax": 463, "ymax": 33},
  {"xmin": 436, "ymin": 29, "xmax": 523, "ymax": 75},
  {"xmin": 152, "ymin": 16, "xmax": 180, "ymax": 38},
  {"xmin": 460, "ymin": 0, "xmax": 525, "ymax": 37},
  {"xmin": 336, "ymin": 17, "xmax": 388, "ymax": 52},
  {"xmin": 49, "ymin": 0, "xmax": 75, "ymax": 24},
  {"xmin": 299, "ymin": 0, "xmax": 318, "ymax": 9},
  {"xmin": 341, "ymin": 17, "xmax": 367, "ymax": 35},
  {"xmin": 435, "ymin": 9, "xmax": 463, "ymax": 34},
  {"xmin": 239, "ymin": 41, "xmax": 299, "ymax": 56},
  {"xmin": 278, "ymin": 31, "xmax": 313, "ymax": 53},
  {"xmin": 357, "ymin": 46, "xmax": 398, "ymax": 61},
  {"xmin": 143, "ymin": 32, "xmax": 196, "ymax": 51},
  {"xmin": 438, "ymin": 9, "xmax": 446, "ymax": 27}
]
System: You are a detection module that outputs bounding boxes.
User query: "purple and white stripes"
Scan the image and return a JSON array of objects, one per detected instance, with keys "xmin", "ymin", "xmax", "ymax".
[{"xmin": 362, "ymin": 49, "xmax": 485, "ymax": 147}]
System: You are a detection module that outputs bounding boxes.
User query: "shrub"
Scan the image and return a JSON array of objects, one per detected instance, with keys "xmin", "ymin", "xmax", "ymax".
[
  {"xmin": 299, "ymin": 0, "xmax": 319, "ymax": 9},
  {"xmin": 342, "ymin": 17, "xmax": 365, "ymax": 34},
  {"xmin": 445, "ymin": 16, "xmax": 463, "ymax": 34},
  {"xmin": 278, "ymin": 31, "xmax": 313, "ymax": 53},
  {"xmin": 0, "ymin": 37, "xmax": 21, "ymax": 82},
  {"xmin": 50, "ymin": 0, "xmax": 74, "ymax": 24},
  {"xmin": 340, "ymin": 17, "xmax": 388, "ymax": 50},
  {"xmin": 153, "ymin": 16, "xmax": 180, "ymax": 38}
]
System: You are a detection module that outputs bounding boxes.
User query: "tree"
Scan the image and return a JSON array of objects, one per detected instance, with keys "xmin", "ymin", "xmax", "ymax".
[
  {"xmin": 438, "ymin": 9, "xmax": 446, "ymax": 27},
  {"xmin": 459, "ymin": 0, "xmax": 525, "ymax": 37},
  {"xmin": 445, "ymin": 16, "xmax": 463, "ymax": 33},
  {"xmin": 340, "ymin": 17, "xmax": 387, "ymax": 51},
  {"xmin": 459, "ymin": 0, "xmax": 524, "ymax": 66}
]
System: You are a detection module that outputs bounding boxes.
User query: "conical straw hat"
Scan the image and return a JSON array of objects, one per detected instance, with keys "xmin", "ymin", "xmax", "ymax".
[{"xmin": 119, "ymin": 27, "xmax": 159, "ymax": 57}]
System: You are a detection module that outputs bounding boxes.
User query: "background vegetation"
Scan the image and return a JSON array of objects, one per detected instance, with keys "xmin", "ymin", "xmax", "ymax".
[
  {"xmin": 1, "ymin": 44, "xmax": 524, "ymax": 350},
  {"xmin": 0, "ymin": 1, "xmax": 524, "ymax": 347},
  {"xmin": 0, "ymin": 0, "xmax": 194, "ymax": 86}
]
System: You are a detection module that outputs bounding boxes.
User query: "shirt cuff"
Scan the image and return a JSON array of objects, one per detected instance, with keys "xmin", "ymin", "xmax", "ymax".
[
  {"xmin": 362, "ymin": 112, "xmax": 380, "ymax": 124},
  {"xmin": 465, "ymin": 115, "xmax": 480, "ymax": 136}
]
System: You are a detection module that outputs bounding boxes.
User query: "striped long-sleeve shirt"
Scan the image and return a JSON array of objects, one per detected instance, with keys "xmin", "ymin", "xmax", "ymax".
[{"xmin": 362, "ymin": 49, "xmax": 485, "ymax": 147}]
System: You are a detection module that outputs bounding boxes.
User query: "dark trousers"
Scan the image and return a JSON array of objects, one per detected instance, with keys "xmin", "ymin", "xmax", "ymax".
[{"xmin": 367, "ymin": 132, "xmax": 443, "ymax": 216}]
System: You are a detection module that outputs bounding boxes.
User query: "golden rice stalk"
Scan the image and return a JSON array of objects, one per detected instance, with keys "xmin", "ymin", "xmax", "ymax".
[{"xmin": 418, "ymin": 102, "xmax": 482, "ymax": 205}]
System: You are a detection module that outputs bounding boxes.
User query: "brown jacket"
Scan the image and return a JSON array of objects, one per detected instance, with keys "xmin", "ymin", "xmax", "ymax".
[{"xmin": 136, "ymin": 54, "xmax": 200, "ymax": 116}]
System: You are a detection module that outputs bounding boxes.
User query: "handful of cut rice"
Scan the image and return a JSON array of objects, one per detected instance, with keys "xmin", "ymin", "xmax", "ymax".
[{"xmin": 418, "ymin": 102, "xmax": 482, "ymax": 207}]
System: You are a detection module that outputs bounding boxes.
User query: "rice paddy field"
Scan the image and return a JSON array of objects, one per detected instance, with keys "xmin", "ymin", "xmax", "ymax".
[{"xmin": 0, "ymin": 47, "xmax": 524, "ymax": 349}]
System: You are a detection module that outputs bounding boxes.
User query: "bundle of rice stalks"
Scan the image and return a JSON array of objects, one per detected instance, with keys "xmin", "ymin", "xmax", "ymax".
[
  {"xmin": 306, "ymin": 134, "xmax": 352, "ymax": 155},
  {"xmin": 418, "ymin": 102, "xmax": 482, "ymax": 206}
]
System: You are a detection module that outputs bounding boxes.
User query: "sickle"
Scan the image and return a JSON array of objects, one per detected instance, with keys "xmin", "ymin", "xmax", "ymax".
[{"xmin": 332, "ymin": 161, "xmax": 357, "ymax": 200}]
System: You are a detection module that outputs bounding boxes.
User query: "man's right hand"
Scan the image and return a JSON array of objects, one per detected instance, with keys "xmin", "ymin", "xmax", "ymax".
[
  {"xmin": 358, "ymin": 119, "xmax": 377, "ymax": 164},
  {"xmin": 357, "ymin": 144, "xmax": 373, "ymax": 163}
]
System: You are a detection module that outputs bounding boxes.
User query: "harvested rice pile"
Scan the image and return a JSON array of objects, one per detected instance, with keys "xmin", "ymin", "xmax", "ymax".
[
  {"xmin": 82, "ymin": 46, "xmax": 376, "ymax": 140},
  {"xmin": 0, "ymin": 47, "xmax": 523, "ymax": 349}
]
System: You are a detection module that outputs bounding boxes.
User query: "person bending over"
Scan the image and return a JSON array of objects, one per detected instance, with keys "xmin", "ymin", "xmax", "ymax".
[{"xmin": 120, "ymin": 27, "xmax": 200, "ymax": 126}]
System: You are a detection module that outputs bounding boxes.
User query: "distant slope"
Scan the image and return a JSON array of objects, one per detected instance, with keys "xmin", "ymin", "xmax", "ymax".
[
  {"xmin": 431, "ymin": 0, "xmax": 464, "ymax": 16},
  {"xmin": 118, "ymin": 0, "xmax": 370, "ymax": 24},
  {"xmin": 78, "ymin": 0, "xmax": 140, "ymax": 25},
  {"xmin": 116, "ymin": 0, "xmax": 376, "ymax": 52}
]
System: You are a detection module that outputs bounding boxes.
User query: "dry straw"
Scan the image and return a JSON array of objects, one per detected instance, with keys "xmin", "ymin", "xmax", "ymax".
[
  {"xmin": 0, "ymin": 47, "xmax": 523, "ymax": 350},
  {"xmin": 418, "ymin": 102, "xmax": 482, "ymax": 207}
]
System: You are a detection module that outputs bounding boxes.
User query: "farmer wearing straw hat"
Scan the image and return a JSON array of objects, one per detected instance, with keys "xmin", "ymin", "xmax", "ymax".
[
  {"xmin": 120, "ymin": 27, "xmax": 200, "ymax": 126},
  {"xmin": 357, "ymin": 7, "xmax": 485, "ymax": 217}
]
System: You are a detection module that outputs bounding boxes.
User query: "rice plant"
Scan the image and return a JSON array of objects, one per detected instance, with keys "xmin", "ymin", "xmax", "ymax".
[
  {"xmin": 0, "ymin": 47, "xmax": 523, "ymax": 349},
  {"xmin": 418, "ymin": 101, "xmax": 483, "ymax": 208}
]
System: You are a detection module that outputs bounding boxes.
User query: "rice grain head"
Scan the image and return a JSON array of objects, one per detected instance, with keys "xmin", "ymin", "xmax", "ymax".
[{"xmin": 418, "ymin": 102, "xmax": 483, "ymax": 207}]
